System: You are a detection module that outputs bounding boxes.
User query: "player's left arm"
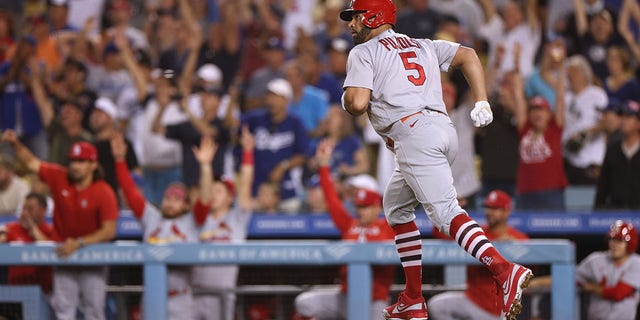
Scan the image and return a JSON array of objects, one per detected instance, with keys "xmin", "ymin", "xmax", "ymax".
[{"xmin": 450, "ymin": 46, "xmax": 488, "ymax": 103}]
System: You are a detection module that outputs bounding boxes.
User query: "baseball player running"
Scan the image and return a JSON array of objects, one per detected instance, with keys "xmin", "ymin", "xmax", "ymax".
[{"xmin": 339, "ymin": 1, "xmax": 532, "ymax": 319}]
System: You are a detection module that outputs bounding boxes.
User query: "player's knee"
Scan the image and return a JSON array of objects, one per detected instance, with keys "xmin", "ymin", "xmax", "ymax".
[{"xmin": 426, "ymin": 295, "xmax": 447, "ymax": 319}]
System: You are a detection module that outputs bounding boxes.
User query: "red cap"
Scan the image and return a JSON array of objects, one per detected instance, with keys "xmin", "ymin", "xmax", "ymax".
[
  {"xmin": 528, "ymin": 96, "xmax": 551, "ymax": 111},
  {"xmin": 68, "ymin": 142, "xmax": 98, "ymax": 161},
  {"xmin": 354, "ymin": 188, "xmax": 382, "ymax": 207},
  {"xmin": 163, "ymin": 182, "xmax": 187, "ymax": 201},
  {"xmin": 484, "ymin": 190, "xmax": 512, "ymax": 210}
]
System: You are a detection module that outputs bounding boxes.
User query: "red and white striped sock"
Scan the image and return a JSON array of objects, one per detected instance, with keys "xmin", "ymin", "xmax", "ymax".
[
  {"xmin": 449, "ymin": 214, "xmax": 509, "ymax": 278},
  {"xmin": 392, "ymin": 221, "xmax": 423, "ymax": 299}
]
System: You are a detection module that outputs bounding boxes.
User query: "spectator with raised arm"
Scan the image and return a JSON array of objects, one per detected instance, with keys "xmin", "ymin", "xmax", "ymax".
[
  {"xmin": 30, "ymin": 62, "xmax": 92, "ymax": 166},
  {"xmin": 0, "ymin": 37, "xmax": 47, "ymax": 159},
  {"xmin": 190, "ymin": 128, "xmax": 254, "ymax": 320},
  {"xmin": 293, "ymin": 139, "xmax": 394, "ymax": 320},
  {"xmin": 112, "ymin": 132, "xmax": 197, "ymax": 319},
  {"xmin": 513, "ymin": 60, "xmax": 568, "ymax": 209},
  {"xmin": 2, "ymin": 129, "xmax": 118, "ymax": 320},
  {"xmin": 476, "ymin": 0, "xmax": 541, "ymax": 79}
]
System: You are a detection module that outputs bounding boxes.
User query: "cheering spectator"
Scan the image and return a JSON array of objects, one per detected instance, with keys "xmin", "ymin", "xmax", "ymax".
[
  {"xmin": 2, "ymin": 130, "xmax": 118, "ymax": 320},
  {"xmin": 525, "ymin": 38, "xmax": 567, "ymax": 108},
  {"xmin": 562, "ymin": 55, "xmax": 609, "ymax": 185},
  {"xmin": 0, "ymin": 156, "xmax": 30, "ymax": 216},
  {"xmin": 254, "ymin": 182, "xmax": 281, "ymax": 214},
  {"xmin": 191, "ymin": 129, "xmax": 254, "ymax": 320},
  {"xmin": 139, "ymin": 69, "xmax": 185, "ymax": 206},
  {"xmin": 31, "ymin": 67, "xmax": 92, "ymax": 166},
  {"xmin": 0, "ymin": 37, "xmax": 46, "ymax": 159},
  {"xmin": 107, "ymin": 0, "xmax": 148, "ymax": 49},
  {"xmin": 603, "ymin": 46, "xmax": 640, "ymax": 104},
  {"xmin": 595, "ymin": 100, "xmax": 640, "ymax": 209},
  {"xmin": 112, "ymin": 133, "xmax": 197, "ymax": 319},
  {"xmin": 303, "ymin": 175, "xmax": 328, "ymax": 214},
  {"xmin": 311, "ymin": 0, "xmax": 352, "ymax": 60},
  {"xmin": 429, "ymin": 190, "xmax": 529, "ymax": 319},
  {"xmin": 46, "ymin": 58, "xmax": 97, "ymax": 131},
  {"xmin": 87, "ymin": 40, "xmax": 134, "ymax": 103},
  {"xmin": 514, "ymin": 66, "xmax": 568, "ymax": 209},
  {"xmin": 477, "ymin": 0, "xmax": 541, "ymax": 79},
  {"xmin": 90, "ymin": 97, "xmax": 139, "ymax": 200},
  {"xmin": 242, "ymin": 78, "xmax": 309, "ymax": 214},
  {"xmin": 325, "ymin": 38, "xmax": 351, "ymax": 86},
  {"xmin": 298, "ymin": 51, "xmax": 343, "ymax": 107},
  {"xmin": 599, "ymin": 101, "xmax": 623, "ymax": 144},
  {"xmin": 293, "ymin": 140, "xmax": 394, "ymax": 320},
  {"xmin": 0, "ymin": 192, "xmax": 59, "ymax": 294},
  {"xmin": 573, "ymin": 1, "xmax": 625, "ymax": 81}
]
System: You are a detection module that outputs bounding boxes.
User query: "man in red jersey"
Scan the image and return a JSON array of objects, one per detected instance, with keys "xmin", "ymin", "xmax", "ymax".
[
  {"xmin": 2, "ymin": 129, "xmax": 118, "ymax": 320},
  {"xmin": 293, "ymin": 140, "xmax": 395, "ymax": 320},
  {"xmin": 428, "ymin": 189, "xmax": 528, "ymax": 319},
  {"xmin": 0, "ymin": 192, "xmax": 59, "ymax": 294}
]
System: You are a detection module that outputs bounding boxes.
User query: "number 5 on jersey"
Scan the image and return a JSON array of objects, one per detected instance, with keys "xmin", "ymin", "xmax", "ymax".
[{"xmin": 399, "ymin": 52, "xmax": 426, "ymax": 86}]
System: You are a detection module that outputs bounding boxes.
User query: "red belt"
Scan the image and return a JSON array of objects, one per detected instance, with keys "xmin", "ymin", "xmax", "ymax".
[{"xmin": 400, "ymin": 110, "xmax": 423, "ymax": 123}]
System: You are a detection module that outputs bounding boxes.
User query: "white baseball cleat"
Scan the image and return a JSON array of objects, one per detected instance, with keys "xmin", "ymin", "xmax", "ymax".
[{"xmin": 382, "ymin": 291, "xmax": 429, "ymax": 320}]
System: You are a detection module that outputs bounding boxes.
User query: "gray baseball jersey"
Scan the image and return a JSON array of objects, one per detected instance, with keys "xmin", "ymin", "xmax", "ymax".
[
  {"xmin": 191, "ymin": 205, "xmax": 252, "ymax": 320},
  {"xmin": 141, "ymin": 203, "xmax": 198, "ymax": 308},
  {"xmin": 344, "ymin": 29, "xmax": 460, "ymax": 135},
  {"xmin": 576, "ymin": 251, "xmax": 640, "ymax": 320}
]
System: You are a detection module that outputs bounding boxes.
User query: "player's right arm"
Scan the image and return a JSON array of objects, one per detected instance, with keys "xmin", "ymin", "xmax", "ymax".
[{"xmin": 1, "ymin": 130, "xmax": 41, "ymax": 173}]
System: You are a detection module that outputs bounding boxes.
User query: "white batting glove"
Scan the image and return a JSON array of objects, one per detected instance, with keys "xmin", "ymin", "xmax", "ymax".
[{"xmin": 470, "ymin": 101, "xmax": 493, "ymax": 127}]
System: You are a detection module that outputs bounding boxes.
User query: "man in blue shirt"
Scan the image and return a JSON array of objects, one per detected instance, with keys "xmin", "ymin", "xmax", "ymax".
[{"xmin": 242, "ymin": 78, "xmax": 309, "ymax": 213}]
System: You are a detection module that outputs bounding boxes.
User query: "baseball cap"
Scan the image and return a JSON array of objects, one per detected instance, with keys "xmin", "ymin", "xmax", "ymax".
[
  {"xmin": 484, "ymin": 190, "xmax": 512, "ymax": 210},
  {"xmin": 618, "ymin": 100, "xmax": 640, "ymax": 117},
  {"xmin": 48, "ymin": 0, "xmax": 68, "ymax": 6},
  {"xmin": 354, "ymin": 188, "xmax": 382, "ymax": 207},
  {"xmin": 528, "ymin": 96, "xmax": 551, "ymax": 111},
  {"xmin": 68, "ymin": 142, "xmax": 98, "ymax": 161},
  {"xmin": 345, "ymin": 174, "xmax": 379, "ymax": 193},
  {"xmin": 163, "ymin": 182, "xmax": 187, "ymax": 201},
  {"xmin": 264, "ymin": 37, "xmax": 285, "ymax": 51},
  {"xmin": 94, "ymin": 97, "xmax": 118, "ymax": 119},
  {"xmin": 197, "ymin": 64, "xmax": 223, "ymax": 83},
  {"xmin": 267, "ymin": 78, "xmax": 293, "ymax": 101},
  {"xmin": 327, "ymin": 38, "xmax": 352, "ymax": 53},
  {"xmin": 103, "ymin": 41, "xmax": 120, "ymax": 56}
]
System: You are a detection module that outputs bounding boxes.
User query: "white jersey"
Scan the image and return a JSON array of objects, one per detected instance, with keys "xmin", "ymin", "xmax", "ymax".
[
  {"xmin": 141, "ymin": 203, "xmax": 199, "ymax": 292},
  {"xmin": 191, "ymin": 205, "xmax": 252, "ymax": 289},
  {"xmin": 344, "ymin": 29, "xmax": 460, "ymax": 135},
  {"xmin": 576, "ymin": 251, "xmax": 640, "ymax": 320}
]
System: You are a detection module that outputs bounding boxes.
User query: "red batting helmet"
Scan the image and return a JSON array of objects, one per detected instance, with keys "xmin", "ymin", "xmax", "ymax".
[
  {"xmin": 340, "ymin": 0, "xmax": 396, "ymax": 29},
  {"xmin": 608, "ymin": 220, "xmax": 638, "ymax": 253}
]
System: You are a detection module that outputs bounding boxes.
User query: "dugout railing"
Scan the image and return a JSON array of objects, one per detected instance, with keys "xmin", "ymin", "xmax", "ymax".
[{"xmin": 0, "ymin": 240, "xmax": 574, "ymax": 320}]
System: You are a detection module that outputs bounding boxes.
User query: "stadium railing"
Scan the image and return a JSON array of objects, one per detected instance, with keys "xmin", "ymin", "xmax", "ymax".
[{"xmin": 0, "ymin": 240, "xmax": 575, "ymax": 320}]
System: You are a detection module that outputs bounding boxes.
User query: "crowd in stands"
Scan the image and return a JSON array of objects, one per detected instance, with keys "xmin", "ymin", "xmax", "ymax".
[{"xmin": 0, "ymin": 0, "xmax": 640, "ymax": 318}]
